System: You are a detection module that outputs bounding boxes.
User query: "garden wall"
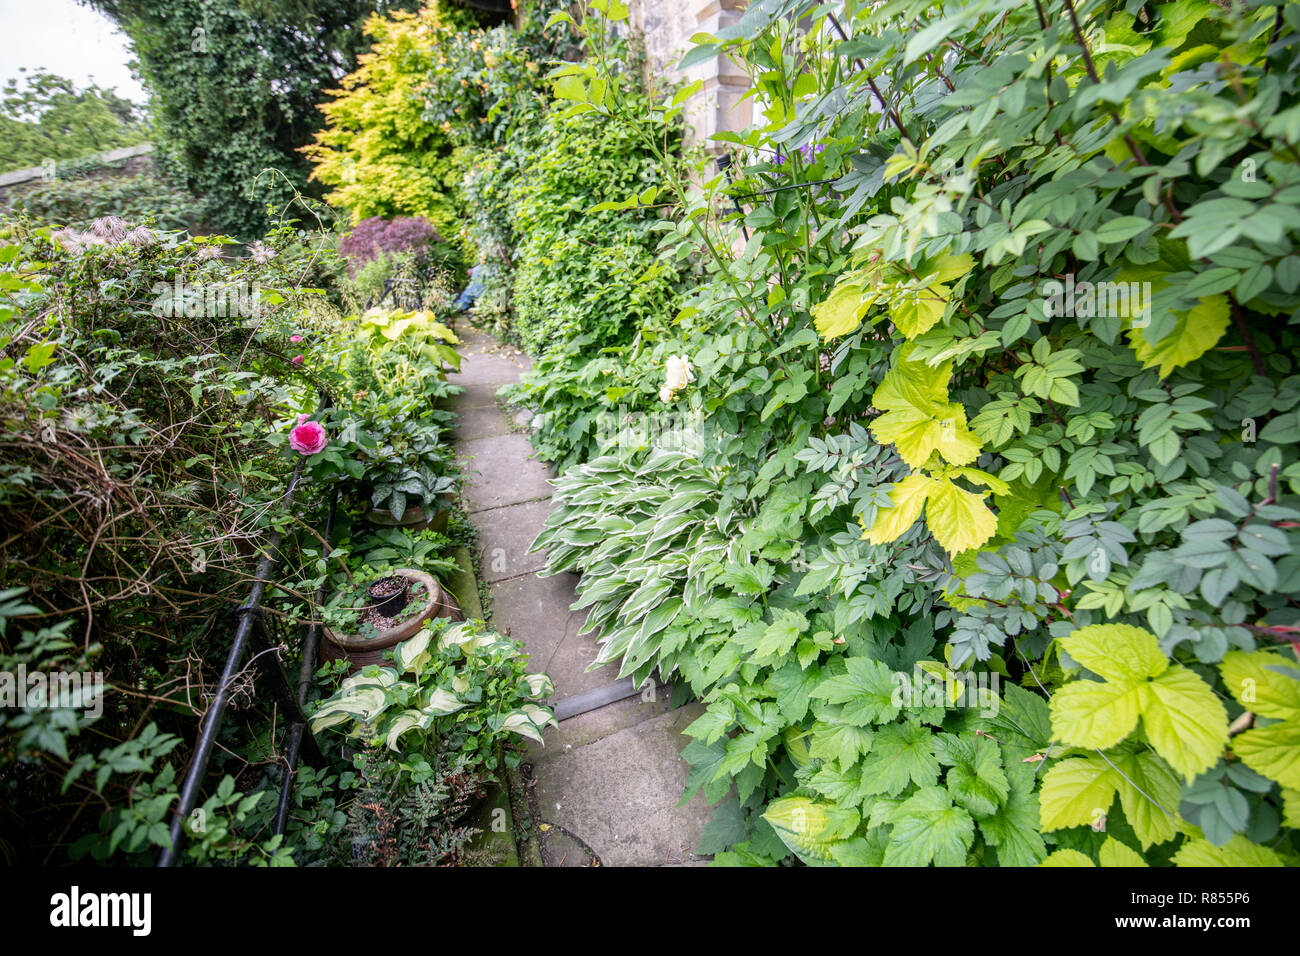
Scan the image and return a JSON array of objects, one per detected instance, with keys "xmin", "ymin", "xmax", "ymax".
[{"xmin": 629, "ymin": 0, "xmax": 751, "ymax": 149}]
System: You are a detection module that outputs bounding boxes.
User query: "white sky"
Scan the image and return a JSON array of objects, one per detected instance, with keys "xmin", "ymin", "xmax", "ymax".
[{"xmin": 0, "ymin": 0, "xmax": 147, "ymax": 102}]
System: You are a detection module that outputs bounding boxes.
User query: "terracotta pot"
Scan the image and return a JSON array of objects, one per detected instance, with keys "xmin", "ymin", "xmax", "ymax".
[{"xmin": 321, "ymin": 568, "xmax": 462, "ymax": 672}]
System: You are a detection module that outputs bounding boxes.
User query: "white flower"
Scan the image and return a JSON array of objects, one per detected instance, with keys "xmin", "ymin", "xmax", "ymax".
[
  {"xmin": 247, "ymin": 240, "xmax": 276, "ymax": 265},
  {"xmin": 51, "ymin": 228, "xmax": 83, "ymax": 253},
  {"xmin": 659, "ymin": 384, "xmax": 676, "ymax": 403},
  {"xmin": 90, "ymin": 216, "xmax": 127, "ymax": 242},
  {"xmin": 124, "ymin": 225, "xmax": 157, "ymax": 247},
  {"xmin": 664, "ymin": 354, "xmax": 694, "ymax": 391}
]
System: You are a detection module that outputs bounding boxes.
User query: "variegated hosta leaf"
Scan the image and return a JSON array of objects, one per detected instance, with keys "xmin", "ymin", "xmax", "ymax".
[
  {"xmin": 422, "ymin": 688, "xmax": 465, "ymax": 716},
  {"xmin": 439, "ymin": 622, "xmax": 475, "ymax": 648},
  {"xmin": 393, "ymin": 627, "xmax": 433, "ymax": 675},
  {"xmin": 762, "ymin": 796, "xmax": 858, "ymax": 867},
  {"xmin": 523, "ymin": 673, "xmax": 554, "ymax": 698},
  {"xmin": 501, "ymin": 710, "xmax": 546, "ymax": 743},
  {"xmin": 309, "ymin": 685, "xmax": 389, "ymax": 731},
  {"xmin": 385, "ymin": 711, "xmax": 424, "ymax": 751},
  {"xmin": 521, "ymin": 702, "xmax": 556, "ymax": 730}
]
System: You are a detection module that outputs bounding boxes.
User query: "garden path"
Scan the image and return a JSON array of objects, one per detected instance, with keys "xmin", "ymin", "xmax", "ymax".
[{"xmin": 448, "ymin": 326, "xmax": 711, "ymax": 866}]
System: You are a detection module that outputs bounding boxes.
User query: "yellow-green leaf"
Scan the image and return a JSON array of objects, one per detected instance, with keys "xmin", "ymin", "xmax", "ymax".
[
  {"xmin": 1050, "ymin": 679, "xmax": 1144, "ymax": 751},
  {"xmin": 863, "ymin": 473, "xmax": 935, "ymax": 545},
  {"xmin": 1060, "ymin": 623, "xmax": 1170, "ymax": 683},
  {"xmin": 1099, "ymin": 837, "xmax": 1148, "ymax": 867},
  {"xmin": 812, "ymin": 280, "xmax": 870, "ymax": 339},
  {"xmin": 1220, "ymin": 649, "xmax": 1300, "ymax": 721},
  {"xmin": 1127, "ymin": 295, "xmax": 1229, "ymax": 378},
  {"xmin": 1139, "ymin": 666, "xmax": 1230, "ymax": 781},
  {"xmin": 1039, "ymin": 756, "xmax": 1117, "ymax": 831},
  {"xmin": 925, "ymin": 478, "xmax": 997, "ymax": 554},
  {"xmin": 1172, "ymin": 835, "xmax": 1285, "ymax": 867},
  {"xmin": 1231, "ymin": 721, "xmax": 1300, "ymax": 789},
  {"xmin": 1039, "ymin": 848, "xmax": 1095, "ymax": 866}
]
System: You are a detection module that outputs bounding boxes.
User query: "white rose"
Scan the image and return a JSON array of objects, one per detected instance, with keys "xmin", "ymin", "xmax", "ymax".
[
  {"xmin": 659, "ymin": 384, "xmax": 677, "ymax": 403},
  {"xmin": 664, "ymin": 354, "xmax": 694, "ymax": 391}
]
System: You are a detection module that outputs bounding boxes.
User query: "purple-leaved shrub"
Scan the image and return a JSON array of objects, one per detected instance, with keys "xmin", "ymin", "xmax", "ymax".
[{"xmin": 339, "ymin": 215, "xmax": 441, "ymax": 276}]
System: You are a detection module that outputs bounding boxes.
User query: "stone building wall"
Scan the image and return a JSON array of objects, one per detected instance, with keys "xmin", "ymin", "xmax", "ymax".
[{"xmin": 628, "ymin": 0, "xmax": 752, "ymax": 151}]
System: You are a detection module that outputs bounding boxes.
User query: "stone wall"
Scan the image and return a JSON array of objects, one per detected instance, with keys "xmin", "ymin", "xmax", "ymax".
[
  {"xmin": 628, "ymin": 0, "xmax": 752, "ymax": 151},
  {"xmin": 0, "ymin": 144, "xmax": 155, "ymax": 198}
]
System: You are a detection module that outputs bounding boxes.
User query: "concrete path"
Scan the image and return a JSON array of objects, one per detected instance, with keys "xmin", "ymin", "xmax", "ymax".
[{"xmin": 447, "ymin": 326, "xmax": 711, "ymax": 867}]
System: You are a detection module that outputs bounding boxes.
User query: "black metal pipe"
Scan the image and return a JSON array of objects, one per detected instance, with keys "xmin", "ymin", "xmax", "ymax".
[
  {"xmin": 273, "ymin": 486, "xmax": 339, "ymax": 837},
  {"xmin": 715, "ymin": 154, "xmax": 750, "ymax": 242},
  {"xmin": 157, "ymin": 462, "xmax": 303, "ymax": 867},
  {"xmin": 157, "ymin": 535, "xmax": 285, "ymax": 865}
]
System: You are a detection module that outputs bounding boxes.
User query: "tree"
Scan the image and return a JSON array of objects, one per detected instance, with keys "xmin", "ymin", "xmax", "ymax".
[
  {"xmin": 0, "ymin": 70, "xmax": 147, "ymax": 173},
  {"xmin": 86, "ymin": 0, "xmax": 425, "ymax": 237}
]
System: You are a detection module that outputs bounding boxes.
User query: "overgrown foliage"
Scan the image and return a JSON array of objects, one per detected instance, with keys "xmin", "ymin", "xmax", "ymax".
[
  {"xmin": 526, "ymin": 0, "xmax": 1300, "ymax": 867},
  {"xmin": 90, "ymin": 0, "xmax": 422, "ymax": 237},
  {"xmin": 0, "ymin": 70, "xmax": 147, "ymax": 173},
  {"xmin": 302, "ymin": 3, "xmax": 481, "ymax": 260}
]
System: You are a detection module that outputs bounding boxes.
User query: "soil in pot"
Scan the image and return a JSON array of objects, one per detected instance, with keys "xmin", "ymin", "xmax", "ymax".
[{"xmin": 366, "ymin": 574, "xmax": 410, "ymax": 618}]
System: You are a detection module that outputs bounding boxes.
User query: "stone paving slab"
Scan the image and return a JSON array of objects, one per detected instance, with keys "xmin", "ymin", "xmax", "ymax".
[
  {"xmin": 529, "ymin": 691, "xmax": 670, "ymax": 755},
  {"xmin": 487, "ymin": 572, "xmax": 608, "ymax": 697},
  {"xmin": 452, "ymin": 401, "xmax": 512, "ymax": 441},
  {"xmin": 450, "ymin": 324, "xmax": 710, "ymax": 867},
  {"xmin": 453, "ymin": 382, "xmax": 505, "ymax": 409},
  {"xmin": 457, "ymin": 433, "xmax": 554, "ymax": 512},
  {"xmin": 471, "ymin": 498, "xmax": 551, "ymax": 582},
  {"xmin": 531, "ymin": 704, "xmax": 711, "ymax": 867},
  {"xmin": 448, "ymin": 352, "xmax": 531, "ymax": 387}
]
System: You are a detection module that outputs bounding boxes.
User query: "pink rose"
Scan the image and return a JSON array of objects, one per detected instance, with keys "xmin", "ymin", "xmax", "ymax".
[
  {"xmin": 291, "ymin": 354, "xmax": 304, "ymax": 366},
  {"xmin": 289, "ymin": 420, "xmax": 328, "ymax": 456},
  {"xmin": 290, "ymin": 334, "xmax": 303, "ymax": 343}
]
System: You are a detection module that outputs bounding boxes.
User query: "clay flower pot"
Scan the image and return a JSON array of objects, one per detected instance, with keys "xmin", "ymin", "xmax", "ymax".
[
  {"xmin": 366, "ymin": 491, "xmax": 455, "ymax": 535},
  {"xmin": 321, "ymin": 568, "xmax": 462, "ymax": 672}
]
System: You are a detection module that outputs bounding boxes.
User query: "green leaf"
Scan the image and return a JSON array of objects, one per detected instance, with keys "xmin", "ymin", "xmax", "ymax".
[
  {"xmin": 810, "ymin": 657, "xmax": 901, "ymax": 726},
  {"xmin": 936, "ymin": 734, "xmax": 1010, "ymax": 815},
  {"xmin": 859, "ymin": 720, "xmax": 940, "ymax": 796},
  {"xmin": 881, "ymin": 786, "xmax": 975, "ymax": 866}
]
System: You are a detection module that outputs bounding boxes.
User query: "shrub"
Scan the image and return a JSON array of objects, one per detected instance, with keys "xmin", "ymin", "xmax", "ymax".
[
  {"xmin": 339, "ymin": 215, "xmax": 441, "ymax": 275},
  {"xmin": 525, "ymin": 0, "xmax": 1300, "ymax": 868},
  {"xmin": 302, "ymin": 4, "xmax": 480, "ymax": 259},
  {"xmin": 1, "ymin": 170, "xmax": 202, "ymax": 232}
]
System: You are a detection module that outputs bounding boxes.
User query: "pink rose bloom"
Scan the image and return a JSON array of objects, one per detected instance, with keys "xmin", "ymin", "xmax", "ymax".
[
  {"xmin": 291, "ymin": 354, "xmax": 304, "ymax": 365},
  {"xmin": 289, "ymin": 419, "xmax": 328, "ymax": 456},
  {"xmin": 290, "ymin": 334, "xmax": 302, "ymax": 343}
]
